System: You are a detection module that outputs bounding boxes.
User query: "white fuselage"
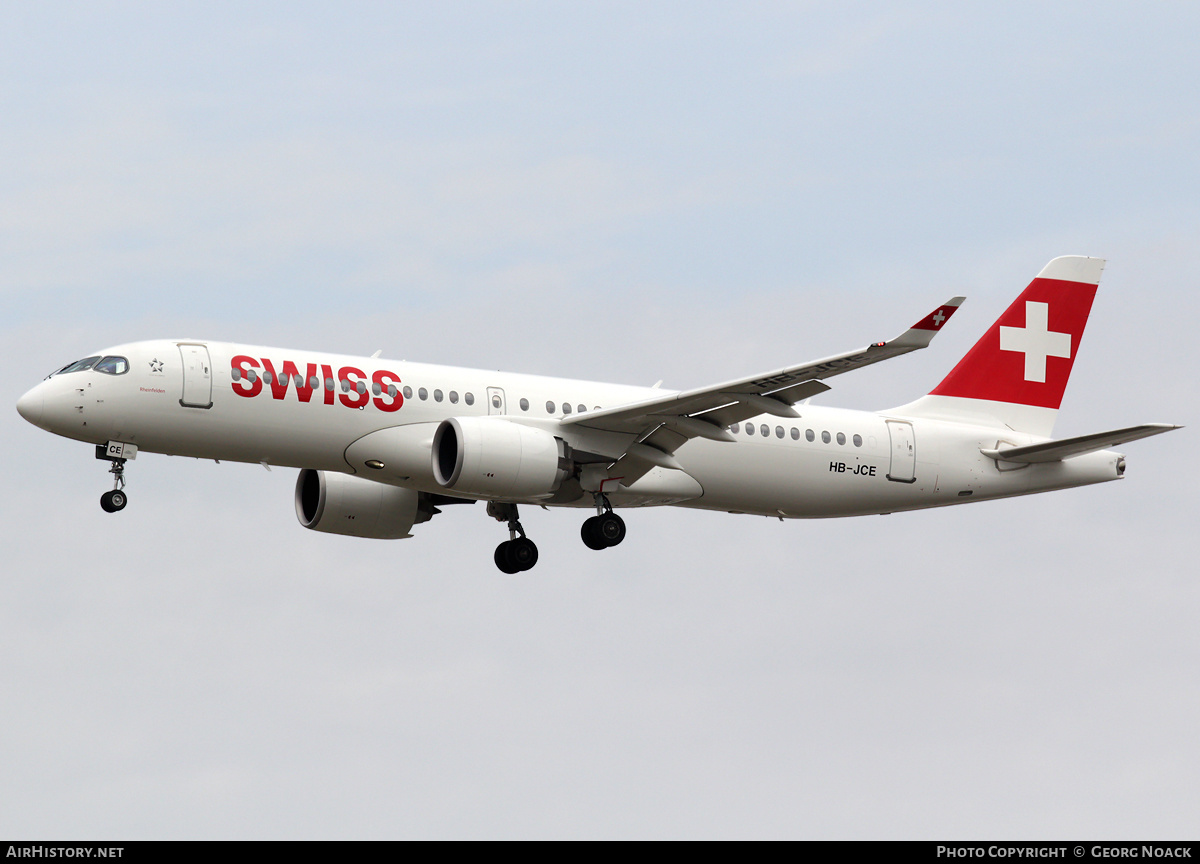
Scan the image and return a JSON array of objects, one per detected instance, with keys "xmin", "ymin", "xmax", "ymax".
[{"xmin": 17, "ymin": 339, "xmax": 1124, "ymax": 520}]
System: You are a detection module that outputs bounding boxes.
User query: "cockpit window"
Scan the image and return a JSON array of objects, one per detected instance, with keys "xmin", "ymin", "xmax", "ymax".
[
  {"xmin": 94, "ymin": 356, "xmax": 129, "ymax": 375},
  {"xmin": 55, "ymin": 356, "xmax": 101, "ymax": 375}
]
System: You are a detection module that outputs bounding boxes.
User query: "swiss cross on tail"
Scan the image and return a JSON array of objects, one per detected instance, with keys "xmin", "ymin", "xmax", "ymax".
[
  {"xmin": 929, "ymin": 256, "xmax": 1102, "ymax": 410},
  {"xmin": 1000, "ymin": 301, "xmax": 1072, "ymax": 383}
]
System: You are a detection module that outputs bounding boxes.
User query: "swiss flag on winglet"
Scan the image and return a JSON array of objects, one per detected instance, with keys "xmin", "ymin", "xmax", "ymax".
[
  {"xmin": 929, "ymin": 258, "xmax": 1102, "ymax": 410},
  {"xmin": 910, "ymin": 302, "xmax": 962, "ymax": 331}
]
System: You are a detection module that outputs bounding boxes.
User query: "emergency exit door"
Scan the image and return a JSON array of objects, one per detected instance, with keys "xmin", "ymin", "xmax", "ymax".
[{"xmin": 886, "ymin": 420, "xmax": 916, "ymax": 483}]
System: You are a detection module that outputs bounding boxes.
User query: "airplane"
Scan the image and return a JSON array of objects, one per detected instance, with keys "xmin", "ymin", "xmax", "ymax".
[{"xmin": 15, "ymin": 256, "xmax": 1180, "ymax": 573}]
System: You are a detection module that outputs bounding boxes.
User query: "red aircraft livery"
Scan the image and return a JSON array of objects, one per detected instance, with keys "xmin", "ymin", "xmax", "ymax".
[
  {"xmin": 230, "ymin": 355, "xmax": 403, "ymax": 412},
  {"xmin": 14, "ymin": 256, "xmax": 1180, "ymax": 574}
]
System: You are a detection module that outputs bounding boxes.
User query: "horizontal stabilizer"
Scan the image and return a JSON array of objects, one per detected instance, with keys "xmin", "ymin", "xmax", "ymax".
[{"xmin": 980, "ymin": 423, "xmax": 1181, "ymax": 464}]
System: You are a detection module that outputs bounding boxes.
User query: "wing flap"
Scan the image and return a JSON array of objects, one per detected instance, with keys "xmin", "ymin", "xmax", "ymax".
[{"xmin": 980, "ymin": 423, "xmax": 1181, "ymax": 463}]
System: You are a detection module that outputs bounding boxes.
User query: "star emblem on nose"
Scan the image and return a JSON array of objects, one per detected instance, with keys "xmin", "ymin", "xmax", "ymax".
[{"xmin": 149, "ymin": 358, "xmax": 164, "ymax": 373}]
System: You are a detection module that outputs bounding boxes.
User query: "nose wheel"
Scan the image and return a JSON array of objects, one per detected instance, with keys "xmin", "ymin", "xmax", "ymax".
[
  {"xmin": 582, "ymin": 493, "xmax": 625, "ymax": 550},
  {"xmin": 96, "ymin": 445, "xmax": 128, "ymax": 513},
  {"xmin": 488, "ymin": 502, "xmax": 539, "ymax": 573},
  {"xmin": 101, "ymin": 489, "xmax": 127, "ymax": 512}
]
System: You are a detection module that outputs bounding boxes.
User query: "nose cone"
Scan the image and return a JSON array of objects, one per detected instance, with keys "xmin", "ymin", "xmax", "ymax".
[{"xmin": 16, "ymin": 386, "xmax": 44, "ymax": 427}]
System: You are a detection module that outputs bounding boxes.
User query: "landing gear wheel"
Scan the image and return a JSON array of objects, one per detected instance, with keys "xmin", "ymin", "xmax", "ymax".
[
  {"xmin": 582, "ymin": 512, "xmax": 626, "ymax": 549},
  {"xmin": 100, "ymin": 489, "xmax": 127, "ymax": 513},
  {"xmin": 488, "ymin": 502, "xmax": 539, "ymax": 572},
  {"xmin": 495, "ymin": 538, "xmax": 538, "ymax": 573},
  {"xmin": 581, "ymin": 516, "xmax": 607, "ymax": 550},
  {"xmin": 494, "ymin": 541, "xmax": 521, "ymax": 574},
  {"xmin": 596, "ymin": 512, "xmax": 625, "ymax": 547},
  {"xmin": 506, "ymin": 537, "xmax": 539, "ymax": 571}
]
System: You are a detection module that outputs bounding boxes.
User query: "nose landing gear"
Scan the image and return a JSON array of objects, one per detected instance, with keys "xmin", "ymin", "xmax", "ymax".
[
  {"xmin": 96, "ymin": 444, "xmax": 128, "ymax": 513},
  {"xmin": 582, "ymin": 493, "xmax": 625, "ymax": 550},
  {"xmin": 100, "ymin": 487, "xmax": 127, "ymax": 513},
  {"xmin": 488, "ymin": 502, "xmax": 539, "ymax": 573}
]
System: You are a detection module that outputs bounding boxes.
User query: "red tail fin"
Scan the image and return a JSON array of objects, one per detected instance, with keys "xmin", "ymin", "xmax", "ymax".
[{"xmin": 891, "ymin": 256, "xmax": 1104, "ymax": 436}]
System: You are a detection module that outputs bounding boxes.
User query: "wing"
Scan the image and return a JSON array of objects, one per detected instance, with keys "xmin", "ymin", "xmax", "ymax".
[{"xmin": 564, "ymin": 295, "xmax": 965, "ymax": 481}]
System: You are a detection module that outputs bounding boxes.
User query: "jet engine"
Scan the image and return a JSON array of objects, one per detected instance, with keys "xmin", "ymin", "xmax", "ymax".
[
  {"xmin": 295, "ymin": 468, "xmax": 433, "ymax": 539},
  {"xmin": 432, "ymin": 417, "xmax": 570, "ymax": 498}
]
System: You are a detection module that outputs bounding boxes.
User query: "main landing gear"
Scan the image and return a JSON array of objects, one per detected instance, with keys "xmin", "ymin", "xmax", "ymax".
[
  {"xmin": 96, "ymin": 445, "xmax": 128, "ymax": 513},
  {"xmin": 488, "ymin": 502, "xmax": 539, "ymax": 573},
  {"xmin": 581, "ymin": 493, "xmax": 625, "ymax": 551},
  {"xmin": 485, "ymin": 495, "xmax": 627, "ymax": 572}
]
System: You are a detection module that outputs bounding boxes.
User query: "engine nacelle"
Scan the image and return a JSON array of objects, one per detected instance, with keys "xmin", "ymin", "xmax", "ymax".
[
  {"xmin": 295, "ymin": 468, "xmax": 431, "ymax": 539},
  {"xmin": 432, "ymin": 417, "xmax": 569, "ymax": 499}
]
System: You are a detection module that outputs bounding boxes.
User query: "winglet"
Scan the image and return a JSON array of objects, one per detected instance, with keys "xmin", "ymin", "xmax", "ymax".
[{"xmin": 889, "ymin": 296, "xmax": 966, "ymax": 348}]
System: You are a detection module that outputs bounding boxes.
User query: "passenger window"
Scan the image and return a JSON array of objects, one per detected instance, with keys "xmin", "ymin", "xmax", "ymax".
[
  {"xmin": 464, "ymin": 392, "xmax": 474, "ymax": 406},
  {"xmin": 520, "ymin": 398, "xmax": 529, "ymax": 411},
  {"xmin": 806, "ymin": 429, "xmax": 815, "ymax": 442},
  {"xmin": 853, "ymin": 434, "xmax": 863, "ymax": 447},
  {"xmin": 821, "ymin": 431, "xmax": 831, "ymax": 444},
  {"xmin": 775, "ymin": 426, "xmax": 784, "ymax": 439},
  {"xmin": 326, "ymin": 378, "xmax": 335, "ymax": 391},
  {"xmin": 546, "ymin": 401, "xmax": 555, "ymax": 414},
  {"xmin": 577, "ymin": 404, "xmax": 586, "ymax": 414},
  {"xmin": 747, "ymin": 423, "xmax": 755, "ymax": 436},
  {"xmin": 418, "ymin": 387, "xmax": 428, "ymax": 401},
  {"xmin": 837, "ymin": 432, "xmax": 846, "ymax": 445},
  {"xmin": 790, "ymin": 427, "xmax": 799, "ymax": 440},
  {"xmin": 388, "ymin": 385, "xmax": 397, "ymax": 398},
  {"xmin": 309, "ymin": 376, "xmax": 319, "ymax": 390},
  {"xmin": 449, "ymin": 391, "xmax": 459, "ymax": 404},
  {"xmin": 372, "ymin": 382, "xmax": 382, "ymax": 396},
  {"xmin": 562, "ymin": 403, "xmax": 572, "ymax": 414},
  {"xmin": 731, "ymin": 423, "xmax": 740, "ymax": 433},
  {"xmin": 403, "ymin": 386, "xmax": 412, "ymax": 399},
  {"xmin": 434, "ymin": 389, "xmax": 443, "ymax": 402},
  {"xmin": 760, "ymin": 424, "xmax": 769, "ymax": 437},
  {"xmin": 94, "ymin": 356, "xmax": 129, "ymax": 375}
]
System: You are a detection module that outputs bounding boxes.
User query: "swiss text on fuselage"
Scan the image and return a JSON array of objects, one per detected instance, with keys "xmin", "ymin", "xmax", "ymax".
[{"xmin": 229, "ymin": 355, "xmax": 403, "ymax": 412}]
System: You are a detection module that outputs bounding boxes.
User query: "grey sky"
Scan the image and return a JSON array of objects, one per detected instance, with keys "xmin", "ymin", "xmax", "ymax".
[{"xmin": 2, "ymin": 2, "xmax": 1197, "ymax": 839}]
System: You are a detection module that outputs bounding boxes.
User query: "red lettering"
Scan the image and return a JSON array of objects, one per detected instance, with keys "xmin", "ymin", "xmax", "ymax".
[
  {"xmin": 259, "ymin": 360, "xmax": 318, "ymax": 402},
  {"xmin": 372, "ymin": 369, "xmax": 404, "ymax": 412},
  {"xmin": 231, "ymin": 356, "xmax": 262, "ymax": 397},
  {"xmin": 235, "ymin": 357, "xmax": 392, "ymax": 411},
  {"xmin": 260, "ymin": 359, "xmax": 290, "ymax": 400},
  {"xmin": 338, "ymin": 366, "xmax": 369, "ymax": 409},
  {"xmin": 290, "ymin": 361, "xmax": 318, "ymax": 403},
  {"xmin": 321, "ymin": 364, "xmax": 335, "ymax": 406}
]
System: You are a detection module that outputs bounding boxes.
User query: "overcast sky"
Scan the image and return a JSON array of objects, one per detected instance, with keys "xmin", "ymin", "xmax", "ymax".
[{"xmin": 2, "ymin": 2, "xmax": 1198, "ymax": 839}]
